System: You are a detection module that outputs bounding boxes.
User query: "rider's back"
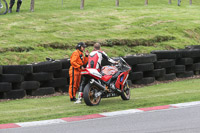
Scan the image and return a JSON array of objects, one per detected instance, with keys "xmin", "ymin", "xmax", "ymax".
[{"xmin": 87, "ymin": 50, "xmax": 105, "ymax": 71}]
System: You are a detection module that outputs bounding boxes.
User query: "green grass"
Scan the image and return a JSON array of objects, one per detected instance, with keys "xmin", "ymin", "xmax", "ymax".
[
  {"xmin": 0, "ymin": 0, "xmax": 200, "ymax": 65},
  {"xmin": 1, "ymin": 78, "xmax": 200, "ymax": 124}
]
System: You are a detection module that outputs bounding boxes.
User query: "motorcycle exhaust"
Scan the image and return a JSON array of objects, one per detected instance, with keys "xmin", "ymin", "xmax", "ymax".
[{"xmin": 90, "ymin": 79, "xmax": 105, "ymax": 91}]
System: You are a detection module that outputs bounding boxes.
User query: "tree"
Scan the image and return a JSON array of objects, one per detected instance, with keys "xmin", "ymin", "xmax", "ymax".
[
  {"xmin": 30, "ymin": 0, "xmax": 35, "ymax": 12},
  {"xmin": 80, "ymin": 0, "xmax": 84, "ymax": 9},
  {"xmin": 169, "ymin": 0, "xmax": 172, "ymax": 4}
]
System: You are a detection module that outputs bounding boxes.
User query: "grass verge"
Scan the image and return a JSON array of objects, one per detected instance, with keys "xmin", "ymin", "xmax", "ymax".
[
  {"xmin": 0, "ymin": 78, "xmax": 200, "ymax": 124},
  {"xmin": 0, "ymin": 0, "xmax": 200, "ymax": 64}
]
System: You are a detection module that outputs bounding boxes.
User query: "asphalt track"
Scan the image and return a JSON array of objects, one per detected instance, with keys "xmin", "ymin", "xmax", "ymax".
[{"xmin": 1, "ymin": 102, "xmax": 200, "ymax": 133}]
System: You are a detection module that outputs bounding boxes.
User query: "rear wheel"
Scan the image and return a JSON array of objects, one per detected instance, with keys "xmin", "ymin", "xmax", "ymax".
[
  {"xmin": 83, "ymin": 83, "xmax": 101, "ymax": 106},
  {"xmin": 121, "ymin": 81, "xmax": 130, "ymax": 100},
  {"xmin": 0, "ymin": 0, "xmax": 8, "ymax": 15}
]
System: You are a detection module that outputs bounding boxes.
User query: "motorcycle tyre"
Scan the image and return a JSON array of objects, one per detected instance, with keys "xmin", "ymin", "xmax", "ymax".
[
  {"xmin": 121, "ymin": 82, "xmax": 130, "ymax": 100},
  {"xmin": 83, "ymin": 83, "xmax": 101, "ymax": 106}
]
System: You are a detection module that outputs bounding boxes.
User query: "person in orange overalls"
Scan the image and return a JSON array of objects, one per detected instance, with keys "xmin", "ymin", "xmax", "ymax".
[{"xmin": 69, "ymin": 42, "xmax": 89, "ymax": 101}]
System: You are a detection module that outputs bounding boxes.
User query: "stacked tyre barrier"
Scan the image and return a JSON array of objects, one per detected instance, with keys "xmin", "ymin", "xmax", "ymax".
[
  {"xmin": 124, "ymin": 54, "xmax": 157, "ymax": 85},
  {"xmin": 0, "ymin": 59, "xmax": 71, "ymax": 99},
  {"xmin": 0, "ymin": 45, "xmax": 200, "ymax": 99}
]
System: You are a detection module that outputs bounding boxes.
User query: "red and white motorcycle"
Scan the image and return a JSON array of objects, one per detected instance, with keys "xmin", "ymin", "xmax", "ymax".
[{"xmin": 81, "ymin": 57, "xmax": 131, "ymax": 106}]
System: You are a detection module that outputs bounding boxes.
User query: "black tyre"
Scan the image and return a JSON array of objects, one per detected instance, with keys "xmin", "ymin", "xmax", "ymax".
[
  {"xmin": 154, "ymin": 59, "xmax": 175, "ymax": 69},
  {"xmin": 56, "ymin": 85, "xmax": 69, "ymax": 93},
  {"xmin": 193, "ymin": 63, "xmax": 200, "ymax": 71},
  {"xmin": 129, "ymin": 72, "xmax": 143, "ymax": 81},
  {"xmin": 132, "ymin": 63, "xmax": 154, "ymax": 72},
  {"xmin": 3, "ymin": 65, "xmax": 33, "ymax": 74},
  {"xmin": 176, "ymin": 58, "xmax": 193, "ymax": 65},
  {"xmin": 0, "ymin": 74, "xmax": 24, "ymax": 83},
  {"xmin": 166, "ymin": 67, "xmax": 175, "ymax": 74},
  {"xmin": 156, "ymin": 73, "xmax": 176, "ymax": 81},
  {"xmin": 174, "ymin": 65, "xmax": 185, "ymax": 73},
  {"xmin": 151, "ymin": 50, "xmax": 188, "ymax": 59},
  {"xmin": 185, "ymin": 45, "xmax": 200, "ymax": 49},
  {"xmin": 0, "ymin": 82, "xmax": 12, "ymax": 92},
  {"xmin": 32, "ymin": 61, "xmax": 62, "ymax": 73},
  {"xmin": 187, "ymin": 49, "xmax": 200, "ymax": 58},
  {"xmin": 59, "ymin": 58, "xmax": 71, "ymax": 69},
  {"xmin": 12, "ymin": 83, "xmax": 22, "ymax": 90},
  {"xmin": 53, "ymin": 69, "xmax": 69, "ymax": 78},
  {"xmin": 0, "ymin": 65, "xmax": 3, "ymax": 74},
  {"xmin": 193, "ymin": 57, "xmax": 200, "ymax": 63},
  {"xmin": 29, "ymin": 87, "xmax": 55, "ymax": 96},
  {"xmin": 21, "ymin": 81, "xmax": 40, "ymax": 90},
  {"xmin": 0, "ymin": 0, "xmax": 8, "ymax": 15},
  {"xmin": 133, "ymin": 77, "xmax": 155, "ymax": 85},
  {"xmin": 144, "ymin": 68, "xmax": 166, "ymax": 78},
  {"xmin": 186, "ymin": 65, "xmax": 194, "ymax": 71},
  {"xmin": 42, "ymin": 78, "xmax": 68, "ymax": 88},
  {"xmin": 4, "ymin": 89, "xmax": 26, "ymax": 99},
  {"xmin": 25, "ymin": 72, "xmax": 53, "ymax": 81},
  {"xmin": 121, "ymin": 81, "xmax": 130, "ymax": 100},
  {"xmin": 123, "ymin": 54, "xmax": 157, "ymax": 66},
  {"xmin": 83, "ymin": 83, "xmax": 101, "ymax": 106},
  {"xmin": 176, "ymin": 71, "xmax": 194, "ymax": 78}
]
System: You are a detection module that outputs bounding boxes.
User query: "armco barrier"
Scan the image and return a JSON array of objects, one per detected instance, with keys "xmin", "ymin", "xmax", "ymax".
[{"xmin": 0, "ymin": 46, "xmax": 200, "ymax": 99}]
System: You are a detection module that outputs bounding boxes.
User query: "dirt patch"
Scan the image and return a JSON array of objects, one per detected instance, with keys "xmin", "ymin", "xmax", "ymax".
[
  {"xmin": 148, "ymin": 20, "xmax": 175, "ymax": 27},
  {"xmin": 38, "ymin": 43, "xmax": 74, "ymax": 49},
  {"xmin": 38, "ymin": 35, "xmax": 175, "ymax": 50},
  {"xmin": 86, "ymin": 35, "xmax": 175, "ymax": 47},
  {"xmin": 184, "ymin": 28, "xmax": 200, "ymax": 43},
  {"xmin": 0, "ymin": 47, "xmax": 34, "ymax": 53}
]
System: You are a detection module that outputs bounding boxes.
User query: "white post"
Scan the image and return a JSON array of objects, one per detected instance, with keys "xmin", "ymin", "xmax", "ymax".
[
  {"xmin": 190, "ymin": 0, "xmax": 192, "ymax": 5},
  {"xmin": 30, "ymin": 0, "xmax": 35, "ymax": 12},
  {"xmin": 145, "ymin": 0, "xmax": 148, "ymax": 5},
  {"xmin": 80, "ymin": 0, "xmax": 84, "ymax": 9},
  {"xmin": 116, "ymin": 0, "xmax": 119, "ymax": 7}
]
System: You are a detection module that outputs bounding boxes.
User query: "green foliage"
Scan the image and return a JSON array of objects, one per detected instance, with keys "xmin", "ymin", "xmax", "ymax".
[{"xmin": 0, "ymin": 0, "xmax": 200, "ymax": 64}]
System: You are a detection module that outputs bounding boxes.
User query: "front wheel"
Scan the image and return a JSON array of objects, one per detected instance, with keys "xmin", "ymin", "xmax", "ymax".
[
  {"xmin": 0, "ymin": 0, "xmax": 8, "ymax": 15},
  {"xmin": 121, "ymin": 81, "xmax": 130, "ymax": 100},
  {"xmin": 83, "ymin": 83, "xmax": 101, "ymax": 106}
]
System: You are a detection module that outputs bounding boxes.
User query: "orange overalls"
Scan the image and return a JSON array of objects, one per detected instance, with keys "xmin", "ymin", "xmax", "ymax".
[{"xmin": 69, "ymin": 49, "xmax": 88, "ymax": 99}]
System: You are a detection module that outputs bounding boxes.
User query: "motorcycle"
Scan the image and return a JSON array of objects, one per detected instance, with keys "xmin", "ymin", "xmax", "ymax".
[{"xmin": 81, "ymin": 57, "xmax": 131, "ymax": 106}]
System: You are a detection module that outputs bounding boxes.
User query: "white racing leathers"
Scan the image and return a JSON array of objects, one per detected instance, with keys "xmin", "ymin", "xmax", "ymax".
[{"xmin": 87, "ymin": 50, "xmax": 116, "ymax": 71}]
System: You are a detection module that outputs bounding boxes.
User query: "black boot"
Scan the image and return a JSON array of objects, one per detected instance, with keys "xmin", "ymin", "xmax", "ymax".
[
  {"xmin": 8, "ymin": 0, "xmax": 14, "ymax": 13},
  {"xmin": 16, "ymin": 0, "xmax": 22, "ymax": 12},
  {"xmin": 8, "ymin": 7, "xmax": 12, "ymax": 13}
]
